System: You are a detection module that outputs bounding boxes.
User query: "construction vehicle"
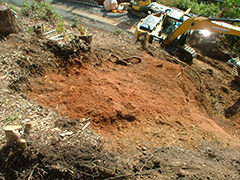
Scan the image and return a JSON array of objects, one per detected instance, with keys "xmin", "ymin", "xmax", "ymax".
[
  {"xmin": 134, "ymin": 8, "xmax": 240, "ymax": 64},
  {"xmin": 127, "ymin": 0, "xmax": 169, "ymax": 18}
]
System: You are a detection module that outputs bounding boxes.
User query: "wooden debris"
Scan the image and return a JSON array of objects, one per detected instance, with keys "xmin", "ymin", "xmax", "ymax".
[
  {"xmin": 49, "ymin": 33, "xmax": 64, "ymax": 40},
  {"xmin": 4, "ymin": 124, "xmax": 31, "ymax": 148},
  {"xmin": 77, "ymin": 121, "xmax": 91, "ymax": 136},
  {"xmin": 79, "ymin": 35, "xmax": 92, "ymax": 44},
  {"xmin": 20, "ymin": 138, "xmax": 27, "ymax": 149},
  {"xmin": 81, "ymin": 117, "xmax": 92, "ymax": 123},
  {"xmin": 24, "ymin": 123, "xmax": 32, "ymax": 135},
  {"xmin": 82, "ymin": 122, "xmax": 91, "ymax": 131},
  {"xmin": 3, "ymin": 125, "xmax": 23, "ymax": 147},
  {"xmin": 44, "ymin": 29, "xmax": 56, "ymax": 35}
]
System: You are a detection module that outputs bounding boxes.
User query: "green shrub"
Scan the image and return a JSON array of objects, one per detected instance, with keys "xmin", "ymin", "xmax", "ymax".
[
  {"xmin": 170, "ymin": 0, "xmax": 220, "ymax": 16},
  {"xmin": 21, "ymin": 0, "xmax": 63, "ymax": 23}
]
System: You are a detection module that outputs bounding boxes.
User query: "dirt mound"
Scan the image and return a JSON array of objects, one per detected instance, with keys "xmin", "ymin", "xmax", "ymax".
[
  {"xmin": 0, "ymin": 4, "xmax": 240, "ymax": 180},
  {"xmin": 189, "ymin": 32, "xmax": 233, "ymax": 62}
]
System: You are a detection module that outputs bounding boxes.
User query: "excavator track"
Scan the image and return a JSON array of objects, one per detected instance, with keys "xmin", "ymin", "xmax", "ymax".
[
  {"xmin": 232, "ymin": 65, "xmax": 240, "ymax": 84},
  {"xmin": 127, "ymin": 8, "xmax": 148, "ymax": 18},
  {"xmin": 232, "ymin": 65, "xmax": 238, "ymax": 76},
  {"xmin": 65, "ymin": 0, "xmax": 99, "ymax": 7},
  {"xmin": 177, "ymin": 45, "xmax": 196, "ymax": 65}
]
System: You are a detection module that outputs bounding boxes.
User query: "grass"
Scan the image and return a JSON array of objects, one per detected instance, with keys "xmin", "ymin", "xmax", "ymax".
[{"xmin": 111, "ymin": 28, "xmax": 122, "ymax": 36}]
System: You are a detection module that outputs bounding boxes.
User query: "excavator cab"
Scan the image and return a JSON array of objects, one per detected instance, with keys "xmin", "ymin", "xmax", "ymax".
[
  {"xmin": 128, "ymin": 0, "xmax": 156, "ymax": 18},
  {"xmin": 162, "ymin": 8, "xmax": 191, "ymax": 35}
]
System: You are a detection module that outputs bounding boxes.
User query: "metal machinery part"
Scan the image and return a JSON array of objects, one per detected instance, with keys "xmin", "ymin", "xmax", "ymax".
[{"xmin": 65, "ymin": 0, "xmax": 99, "ymax": 7}]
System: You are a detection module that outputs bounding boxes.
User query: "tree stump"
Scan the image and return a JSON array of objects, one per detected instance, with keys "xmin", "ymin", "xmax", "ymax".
[
  {"xmin": 0, "ymin": 7, "xmax": 22, "ymax": 37},
  {"xmin": 3, "ymin": 125, "xmax": 23, "ymax": 147}
]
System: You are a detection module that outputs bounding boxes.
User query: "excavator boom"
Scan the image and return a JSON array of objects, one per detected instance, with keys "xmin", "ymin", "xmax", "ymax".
[
  {"xmin": 209, "ymin": 17, "xmax": 240, "ymax": 23},
  {"xmin": 165, "ymin": 16, "xmax": 240, "ymax": 44}
]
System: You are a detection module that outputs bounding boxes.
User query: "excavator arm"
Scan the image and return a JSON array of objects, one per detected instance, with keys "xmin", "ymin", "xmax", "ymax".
[
  {"xmin": 164, "ymin": 16, "xmax": 240, "ymax": 45},
  {"xmin": 161, "ymin": 16, "xmax": 240, "ymax": 64}
]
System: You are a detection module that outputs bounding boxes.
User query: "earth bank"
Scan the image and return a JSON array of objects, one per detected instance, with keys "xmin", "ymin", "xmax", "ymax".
[{"xmin": 0, "ymin": 1, "xmax": 240, "ymax": 180}]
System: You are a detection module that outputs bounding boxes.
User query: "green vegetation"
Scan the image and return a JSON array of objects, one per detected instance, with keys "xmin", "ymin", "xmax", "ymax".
[
  {"xmin": 71, "ymin": 16, "xmax": 79, "ymax": 28},
  {"xmin": 171, "ymin": 0, "xmax": 221, "ymax": 17},
  {"xmin": 158, "ymin": 0, "xmax": 240, "ymax": 18},
  {"xmin": 157, "ymin": 0, "xmax": 240, "ymax": 55},
  {"xmin": 210, "ymin": 96, "xmax": 217, "ymax": 103},
  {"xmin": 21, "ymin": 0, "xmax": 65, "ymax": 32},
  {"xmin": 111, "ymin": 28, "xmax": 122, "ymax": 36},
  {"xmin": 20, "ymin": 1, "xmax": 87, "ymax": 34}
]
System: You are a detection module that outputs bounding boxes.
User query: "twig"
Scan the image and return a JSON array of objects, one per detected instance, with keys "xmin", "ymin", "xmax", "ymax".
[
  {"xmin": 44, "ymin": 29, "xmax": 56, "ymax": 35},
  {"xmin": 80, "ymin": 118, "xmax": 92, "ymax": 124},
  {"xmin": 49, "ymin": 33, "xmax": 64, "ymax": 40},
  {"xmin": 36, "ymin": 167, "xmax": 48, "ymax": 178},
  {"xmin": 54, "ymin": 38, "xmax": 64, "ymax": 41},
  {"xmin": 108, "ymin": 54, "xmax": 142, "ymax": 66},
  {"xmin": 3, "ymin": 120, "xmax": 11, "ymax": 127},
  {"xmin": 139, "ymin": 154, "xmax": 155, "ymax": 172},
  {"xmin": 77, "ymin": 122, "xmax": 91, "ymax": 136},
  {"xmin": 28, "ymin": 163, "xmax": 38, "ymax": 180},
  {"xmin": 176, "ymin": 72, "xmax": 181, "ymax": 78},
  {"xmin": 104, "ymin": 167, "xmax": 162, "ymax": 180},
  {"xmin": 82, "ymin": 122, "xmax": 91, "ymax": 131},
  {"xmin": 139, "ymin": 147, "xmax": 161, "ymax": 175},
  {"xmin": 83, "ymin": 164, "xmax": 115, "ymax": 175},
  {"xmin": 123, "ymin": 56, "xmax": 141, "ymax": 64}
]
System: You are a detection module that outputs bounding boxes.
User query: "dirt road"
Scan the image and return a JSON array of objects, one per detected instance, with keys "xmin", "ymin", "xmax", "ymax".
[{"xmin": 5, "ymin": 0, "xmax": 139, "ymax": 34}]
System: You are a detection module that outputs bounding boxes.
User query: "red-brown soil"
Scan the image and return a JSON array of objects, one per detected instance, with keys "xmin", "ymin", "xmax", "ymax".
[
  {"xmin": 28, "ymin": 46, "xmax": 240, "ymax": 151},
  {"xmin": 0, "ymin": 1, "xmax": 240, "ymax": 179}
]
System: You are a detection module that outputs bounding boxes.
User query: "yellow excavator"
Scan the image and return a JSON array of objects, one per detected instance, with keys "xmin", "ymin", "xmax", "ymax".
[
  {"xmin": 127, "ymin": 0, "xmax": 167, "ymax": 18},
  {"xmin": 134, "ymin": 8, "xmax": 240, "ymax": 64}
]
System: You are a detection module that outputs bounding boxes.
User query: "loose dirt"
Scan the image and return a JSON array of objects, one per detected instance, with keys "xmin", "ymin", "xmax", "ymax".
[{"xmin": 0, "ymin": 2, "xmax": 240, "ymax": 180}]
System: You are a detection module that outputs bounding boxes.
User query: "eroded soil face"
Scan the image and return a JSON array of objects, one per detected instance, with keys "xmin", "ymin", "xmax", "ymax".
[
  {"xmin": 27, "ymin": 44, "xmax": 240, "ymax": 151},
  {"xmin": 0, "ymin": 4, "xmax": 240, "ymax": 180},
  {"xmin": 25, "ymin": 27, "xmax": 240, "ymax": 152}
]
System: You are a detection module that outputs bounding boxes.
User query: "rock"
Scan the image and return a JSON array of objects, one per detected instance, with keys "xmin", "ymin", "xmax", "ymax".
[
  {"xmin": 177, "ymin": 169, "xmax": 190, "ymax": 177},
  {"xmin": 142, "ymin": 146, "xmax": 147, "ymax": 151}
]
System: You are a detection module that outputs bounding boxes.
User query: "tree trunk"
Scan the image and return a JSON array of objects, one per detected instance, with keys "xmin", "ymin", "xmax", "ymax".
[{"xmin": 0, "ymin": 8, "xmax": 22, "ymax": 36}]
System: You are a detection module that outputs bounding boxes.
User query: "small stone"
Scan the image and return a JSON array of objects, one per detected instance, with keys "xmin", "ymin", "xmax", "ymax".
[
  {"xmin": 142, "ymin": 146, "xmax": 147, "ymax": 151},
  {"xmin": 177, "ymin": 169, "xmax": 190, "ymax": 177}
]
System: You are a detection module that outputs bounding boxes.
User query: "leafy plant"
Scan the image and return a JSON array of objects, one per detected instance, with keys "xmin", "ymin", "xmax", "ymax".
[
  {"xmin": 3, "ymin": 97, "xmax": 12, "ymax": 106},
  {"xmin": 111, "ymin": 28, "xmax": 122, "ymax": 36},
  {"xmin": 170, "ymin": 0, "xmax": 221, "ymax": 17},
  {"xmin": 6, "ymin": 115, "xmax": 17, "ymax": 123},
  {"xmin": 210, "ymin": 96, "xmax": 217, "ymax": 103},
  {"xmin": 71, "ymin": 16, "xmax": 79, "ymax": 28},
  {"xmin": 57, "ymin": 21, "xmax": 65, "ymax": 33},
  {"xmin": 21, "ymin": 0, "xmax": 64, "ymax": 24},
  {"xmin": 27, "ymin": 26, "xmax": 34, "ymax": 33},
  {"xmin": 220, "ymin": 0, "xmax": 240, "ymax": 18}
]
